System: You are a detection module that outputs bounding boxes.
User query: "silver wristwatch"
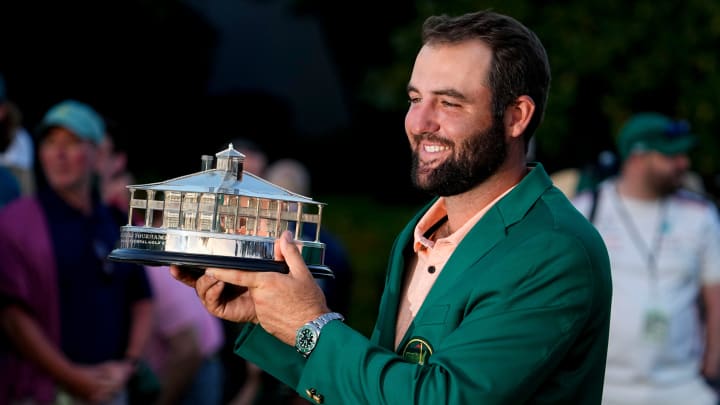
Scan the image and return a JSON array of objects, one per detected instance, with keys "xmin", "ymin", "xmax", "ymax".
[{"xmin": 295, "ymin": 312, "xmax": 344, "ymax": 358}]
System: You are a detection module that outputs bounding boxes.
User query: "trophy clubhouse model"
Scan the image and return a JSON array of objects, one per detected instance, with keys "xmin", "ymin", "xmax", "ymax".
[{"xmin": 107, "ymin": 143, "xmax": 334, "ymax": 279}]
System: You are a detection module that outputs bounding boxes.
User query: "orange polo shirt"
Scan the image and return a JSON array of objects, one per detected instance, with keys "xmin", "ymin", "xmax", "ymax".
[{"xmin": 395, "ymin": 189, "xmax": 513, "ymax": 350}]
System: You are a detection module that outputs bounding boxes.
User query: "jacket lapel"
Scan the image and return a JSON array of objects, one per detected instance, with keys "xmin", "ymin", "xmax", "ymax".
[
  {"xmin": 374, "ymin": 163, "xmax": 554, "ymax": 350},
  {"xmin": 404, "ymin": 163, "xmax": 553, "ymax": 337}
]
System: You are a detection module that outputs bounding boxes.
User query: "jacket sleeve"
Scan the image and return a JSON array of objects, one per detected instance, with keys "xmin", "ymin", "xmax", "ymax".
[{"xmin": 235, "ymin": 230, "xmax": 610, "ymax": 405}]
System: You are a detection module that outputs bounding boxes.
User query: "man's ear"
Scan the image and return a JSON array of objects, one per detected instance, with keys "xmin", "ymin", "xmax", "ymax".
[{"xmin": 505, "ymin": 95, "xmax": 535, "ymax": 140}]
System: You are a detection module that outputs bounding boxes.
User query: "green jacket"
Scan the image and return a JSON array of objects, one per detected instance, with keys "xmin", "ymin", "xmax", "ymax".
[{"xmin": 235, "ymin": 163, "xmax": 612, "ymax": 404}]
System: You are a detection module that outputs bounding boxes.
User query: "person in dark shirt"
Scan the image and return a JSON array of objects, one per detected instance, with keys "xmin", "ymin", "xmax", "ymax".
[{"xmin": 0, "ymin": 99, "xmax": 154, "ymax": 405}]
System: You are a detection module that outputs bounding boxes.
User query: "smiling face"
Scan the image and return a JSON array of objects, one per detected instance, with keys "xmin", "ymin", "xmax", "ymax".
[{"xmin": 405, "ymin": 40, "xmax": 507, "ymax": 196}]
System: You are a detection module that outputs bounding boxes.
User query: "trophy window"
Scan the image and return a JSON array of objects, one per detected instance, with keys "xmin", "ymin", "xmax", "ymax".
[
  {"xmin": 257, "ymin": 198, "xmax": 280, "ymax": 238},
  {"xmin": 236, "ymin": 196, "xmax": 257, "ymax": 235},
  {"xmin": 146, "ymin": 191, "xmax": 164, "ymax": 228},
  {"xmin": 217, "ymin": 194, "xmax": 239, "ymax": 234},
  {"xmin": 128, "ymin": 189, "xmax": 164, "ymax": 228},
  {"xmin": 163, "ymin": 192, "xmax": 182, "ymax": 229},
  {"xmin": 129, "ymin": 189, "xmax": 148, "ymax": 227},
  {"xmin": 198, "ymin": 193, "xmax": 217, "ymax": 231},
  {"xmin": 181, "ymin": 193, "xmax": 198, "ymax": 230},
  {"xmin": 282, "ymin": 201, "xmax": 321, "ymax": 242}
]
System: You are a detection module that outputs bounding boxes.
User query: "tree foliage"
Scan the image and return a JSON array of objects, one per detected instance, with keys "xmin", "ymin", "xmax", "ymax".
[{"xmin": 361, "ymin": 0, "xmax": 720, "ymax": 186}]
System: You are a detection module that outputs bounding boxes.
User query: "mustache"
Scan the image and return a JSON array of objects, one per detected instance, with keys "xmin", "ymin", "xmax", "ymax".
[{"xmin": 413, "ymin": 132, "xmax": 454, "ymax": 147}]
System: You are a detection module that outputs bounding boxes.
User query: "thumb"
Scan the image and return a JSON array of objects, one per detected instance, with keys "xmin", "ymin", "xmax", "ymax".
[{"xmin": 276, "ymin": 231, "xmax": 312, "ymax": 278}]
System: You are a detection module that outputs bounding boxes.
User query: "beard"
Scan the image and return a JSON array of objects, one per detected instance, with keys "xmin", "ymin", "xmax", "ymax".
[
  {"xmin": 651, "ymin": 169, "xmax": 685, "ymax": 197},
  {"xmin": 410, "ymin": 117, "xmax": 507, "ymax": 196}
]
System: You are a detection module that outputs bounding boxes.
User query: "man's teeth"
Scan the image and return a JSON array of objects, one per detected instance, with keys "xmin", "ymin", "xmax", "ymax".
[{"xmin": 424, "ymin": 145, "xmax": 449, "ymax": 152}]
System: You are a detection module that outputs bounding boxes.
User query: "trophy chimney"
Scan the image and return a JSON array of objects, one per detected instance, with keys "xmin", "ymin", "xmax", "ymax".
[{"xmin": 200, "ymin": 155, "xmax": 213, "ymax": 171}]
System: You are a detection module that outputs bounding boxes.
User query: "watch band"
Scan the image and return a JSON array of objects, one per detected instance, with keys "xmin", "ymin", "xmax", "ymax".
[{"xmin": 312, "ymin": 312, "xmax": 345, "ymax": 328}]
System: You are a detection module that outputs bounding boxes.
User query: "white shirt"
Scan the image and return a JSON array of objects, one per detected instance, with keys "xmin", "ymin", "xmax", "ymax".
[
  {"xmin": 0, "ymin": 127, "xmax": 34, "ymax": 169},
  {"xmin": 573, "ymin": 179, "xmax": 720, "ymax": 404}
]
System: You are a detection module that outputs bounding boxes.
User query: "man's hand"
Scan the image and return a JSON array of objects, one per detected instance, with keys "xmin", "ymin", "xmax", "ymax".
[
  {"xmin": 169, "ymin": 265, "xmax": 257, "ymax": 324},
  {"xmin": 64, "ymin": 363, "xmax": 123, "ymax": 404},
  {"xmin": 179, "ymin": 231, "xmax": 330, "ymax": 346},
  {"xmin": 169, "ymin": 266, "xmax": 204, "ymax": 289}
]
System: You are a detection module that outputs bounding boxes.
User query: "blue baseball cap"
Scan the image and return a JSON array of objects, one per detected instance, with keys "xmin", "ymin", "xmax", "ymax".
[
  {"xmin": 617, "ymin": 112, "xmax": 696, "ymax": 160},
  {"xmin": 37, "ymin": 99, "xmax": 105, "ymax": 145}
]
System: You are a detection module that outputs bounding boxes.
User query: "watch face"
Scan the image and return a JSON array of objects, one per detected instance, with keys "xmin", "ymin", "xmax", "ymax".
[{"xmin": 296, "ymin": 325, "xmax": 320, "ymax": 355}]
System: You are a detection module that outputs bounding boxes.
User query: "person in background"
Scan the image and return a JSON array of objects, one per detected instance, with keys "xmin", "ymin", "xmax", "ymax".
[
  {"xmin": 0, "ymin": 101, "xmax": 21, "ymax": 207},
  {"xmin": 572, "ymin": 112, "xmax": 720, "ymax": 405},
  {"xmin": 172, "ymin": 9, "xmax": 612, "ymax": 404},
  {"xmin": 550, "ymin": 149, "xmax": 620, "ymax": 200},
  {"xmin": 0, "ymin": 72, "xmax": 33, "ymax": 201},
  {"xmin": 143, "ymin": 264, "xmax": 225, "ymax": 405},
  {"xmin": 0, "ymin": 158, "xmax": 20, "ymax": 207},
  {"xmin": 0, "ymin": 99, "xmax": 154, "ymax": 405},
  {"xmin": 264, "ymin": 157, "xmax": 352, "ymax": 316},
  {"xmin": 95, "ymin": 121, "xmax": 136, "ymax": 226},
  {"xmin": 93, "ymin": 124, "xmax": 226, "ymax": 405}
]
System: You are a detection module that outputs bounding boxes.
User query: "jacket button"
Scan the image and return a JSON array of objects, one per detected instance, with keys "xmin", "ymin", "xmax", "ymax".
[{"xmin": 305, "ymin": 388, "xmax": 324, "ymax": 404}]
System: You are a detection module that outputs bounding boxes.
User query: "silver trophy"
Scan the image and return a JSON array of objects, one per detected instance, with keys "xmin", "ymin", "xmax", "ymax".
[{"xmin": 107, "ymin": 143, "xmax": 334, "ymax": 279}]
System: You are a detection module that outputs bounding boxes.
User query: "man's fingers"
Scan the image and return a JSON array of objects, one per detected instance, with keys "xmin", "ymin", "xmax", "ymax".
[
  {"xmin": 205, "ymin": 267, "xmax": 261, "ymax": 288},
  {"xmin": 169, "ymin": 265, "xmax": 201, "ymax": 287},
  {"xmin": 197, "ymin": 231, "xmax": 311, "ymax": 286},
  {"xmin": 278, "ymin": 231, "xmax": 313, "ymax": 279},
  {"xmin": 195, "ymin": 272, "xmax": 223, "ymax": 293}
]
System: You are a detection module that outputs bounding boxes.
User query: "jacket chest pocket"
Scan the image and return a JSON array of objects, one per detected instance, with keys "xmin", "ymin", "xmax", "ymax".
[{"xmin": 417, "ymin": 304, "xmax": 450, "ymax": 325}]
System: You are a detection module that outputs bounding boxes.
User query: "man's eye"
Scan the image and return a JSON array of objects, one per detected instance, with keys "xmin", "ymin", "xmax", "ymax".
[
  {"xmin": 408, "ymin": 97, "xmax": 421, "ymax": 104},
  {"xmin": 441, "ymin": 100, "xmax": 460, "ymax": 107}
]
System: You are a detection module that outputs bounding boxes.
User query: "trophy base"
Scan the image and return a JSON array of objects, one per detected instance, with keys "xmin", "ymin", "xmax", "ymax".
[{"xmin": 108, "ymin": 248, "xmax": 335, "ymax": 279}]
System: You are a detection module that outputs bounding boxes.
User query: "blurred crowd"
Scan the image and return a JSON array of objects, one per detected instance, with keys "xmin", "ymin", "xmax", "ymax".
[{"xmin": 0, "ymin": 74, "xmax": 352, "ymax": 405}]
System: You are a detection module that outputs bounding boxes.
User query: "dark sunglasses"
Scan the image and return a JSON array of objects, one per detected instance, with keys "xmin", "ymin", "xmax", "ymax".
[{"xmin": 664, "ymin": 120, "xmax": 690, "ymax": 138}]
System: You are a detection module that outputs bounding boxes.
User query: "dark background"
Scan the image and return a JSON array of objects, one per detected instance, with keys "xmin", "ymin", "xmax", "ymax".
[{"xmin": 0, "ymin": 0, "xmax": 425, "ymax": 204}]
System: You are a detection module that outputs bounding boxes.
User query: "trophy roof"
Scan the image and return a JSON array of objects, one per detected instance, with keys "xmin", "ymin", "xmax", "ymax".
[{"xmin": 128, "ymin": 169, "xmax": 321, "ymax": 204}]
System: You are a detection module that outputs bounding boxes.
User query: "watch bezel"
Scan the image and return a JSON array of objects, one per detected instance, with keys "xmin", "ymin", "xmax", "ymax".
[{"xmin": 296, "ymin": 322, "xmax": 321, "ymax": 356}]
